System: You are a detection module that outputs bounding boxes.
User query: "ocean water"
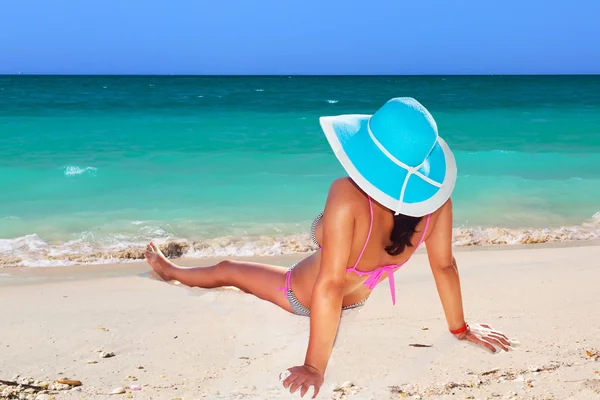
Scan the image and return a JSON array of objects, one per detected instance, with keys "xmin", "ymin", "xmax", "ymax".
[{"xmin": 1, "ymin": 75, "xmax": 599, "ymax": 267}]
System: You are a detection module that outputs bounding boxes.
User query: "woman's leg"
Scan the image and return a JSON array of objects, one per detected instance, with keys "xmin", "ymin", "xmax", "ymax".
[{"xmin": 145, "ymin": 242, "xmax": 293, "ymax": 312}]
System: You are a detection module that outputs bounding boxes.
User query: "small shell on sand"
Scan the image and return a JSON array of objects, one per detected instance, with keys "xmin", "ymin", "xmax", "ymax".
[{"xmin": 111, "ymin": 387, "xmax": 126, "ymax": 394}]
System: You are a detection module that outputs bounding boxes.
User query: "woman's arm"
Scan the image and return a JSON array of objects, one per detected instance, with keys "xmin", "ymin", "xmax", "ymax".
[
  {"xmin": 425, "ymin": 199, "xmax": 514, "ymax": 352},
  {"xmin": 424, "ymin": 199, "xmax": 467, "ymax": 331},
  {"xmin": 305, "ymin": 180, "xmax": 355, "ymax": 374},
  {"xmin": 282, "ymin": 179, "xmax": 356, "ymax": 398}
]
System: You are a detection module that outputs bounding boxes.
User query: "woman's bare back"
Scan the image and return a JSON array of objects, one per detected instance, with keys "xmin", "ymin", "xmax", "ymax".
[{"xmin": 288, "ymin": 177, "xmax": 444, "ymax": 308}]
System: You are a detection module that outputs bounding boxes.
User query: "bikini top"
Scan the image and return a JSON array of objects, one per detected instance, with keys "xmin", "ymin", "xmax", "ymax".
[{"xmin": 311, "ymin": 196, "xmax": 431, "ymax": 305}]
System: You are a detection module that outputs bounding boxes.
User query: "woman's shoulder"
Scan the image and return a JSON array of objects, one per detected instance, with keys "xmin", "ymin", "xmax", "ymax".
[
  {"xmin": 327, "ymin": 177, "xmax": 367, "ymax": 208},
  {"xmin": 320, "ymin": 177, "xmax": 370, "ymax": 224},
  {"xmin": 435, "ymin": 197, "xmax": 453, "ymax": 218},
  {"xmin": 425, "ymin": 197, "xmax": 453, "ymax": 231}
]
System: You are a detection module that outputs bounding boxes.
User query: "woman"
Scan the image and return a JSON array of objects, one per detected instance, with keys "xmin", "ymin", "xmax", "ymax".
[{"xmin": 145, "ymin": 97, "xmax": 513, "ymax": 398}]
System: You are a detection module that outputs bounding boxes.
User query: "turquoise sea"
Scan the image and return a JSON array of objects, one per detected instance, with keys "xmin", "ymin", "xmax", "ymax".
[{"xmin": 1, "ymin": 75, "xmax": 599, "ymax": 267}]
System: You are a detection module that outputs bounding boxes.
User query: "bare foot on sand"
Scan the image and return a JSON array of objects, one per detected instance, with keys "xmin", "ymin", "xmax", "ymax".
[{"xmin": 145, "ymin": 242, "xmax": 175, "ymax": 281}]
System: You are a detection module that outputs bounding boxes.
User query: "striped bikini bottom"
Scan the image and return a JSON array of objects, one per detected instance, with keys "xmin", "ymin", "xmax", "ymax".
[{"xmin": 280, "ymin": 262, "xmax": 366, "ymax": 317}]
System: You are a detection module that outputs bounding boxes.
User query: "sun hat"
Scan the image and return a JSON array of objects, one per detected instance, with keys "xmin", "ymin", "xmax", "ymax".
[{"xmin": 319, "ymin": 97, "xmax": 457, "ymax": 217}]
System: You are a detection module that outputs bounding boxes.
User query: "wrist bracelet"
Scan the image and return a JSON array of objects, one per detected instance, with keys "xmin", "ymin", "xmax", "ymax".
[{"xmin": 449, "ymin": 322, "xmax": 468, "ymax": 335}]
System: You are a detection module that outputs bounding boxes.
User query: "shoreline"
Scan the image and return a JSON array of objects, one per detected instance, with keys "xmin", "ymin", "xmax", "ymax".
[
  {"xmin": 2, "ymin": 237, "xmax": 600, "ymax": 280},
  {"xmin": 1, "ymin": 237, "xmax": 599, "ymax": 291},
  {"xmin": 2, "ymin": 211, "xmax": 599, "ymax": 268},
  {"xmin": 2, "ymin": 232, "xmax": 600, "ymax": 271}
]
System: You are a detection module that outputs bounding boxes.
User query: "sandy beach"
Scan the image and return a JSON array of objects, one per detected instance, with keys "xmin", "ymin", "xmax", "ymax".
[{"xmin": 1, "ymin": 243, "xmax": 600, "ymax": 400}]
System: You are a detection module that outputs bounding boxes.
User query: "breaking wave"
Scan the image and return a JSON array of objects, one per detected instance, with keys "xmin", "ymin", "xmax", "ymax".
[{"xmin": 1, "ymin": 213, "xmax": 598, "ymax": 268}]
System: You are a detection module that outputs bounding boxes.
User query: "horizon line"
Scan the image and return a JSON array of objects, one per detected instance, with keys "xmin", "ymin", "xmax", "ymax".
[{"xmin": 2, "ymin": 73, "xmax": 600, "ymax": 77}]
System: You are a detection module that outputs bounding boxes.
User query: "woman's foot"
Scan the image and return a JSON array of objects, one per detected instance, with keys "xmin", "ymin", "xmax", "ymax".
[{"xmin": 145, "ymin": 242, "xmax": 175, "ymax": 281}]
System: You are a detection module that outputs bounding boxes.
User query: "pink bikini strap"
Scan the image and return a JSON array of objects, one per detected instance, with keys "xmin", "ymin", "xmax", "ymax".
[
  {"xmin": 349, "ymin": 196, "xmax": 373, "ymax": 271},
  {"xmin": 417, "ymin": 214, "xmax": 431, "ymax": 247},
  {"xmin": 278, "ymin": 269, "xmax": 292, "ymax": 292}
]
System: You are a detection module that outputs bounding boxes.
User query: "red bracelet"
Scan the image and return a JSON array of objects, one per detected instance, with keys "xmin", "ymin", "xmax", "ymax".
[{"xmin": 450, "ymin": 322, "xmax": 468, "ymax": 335}]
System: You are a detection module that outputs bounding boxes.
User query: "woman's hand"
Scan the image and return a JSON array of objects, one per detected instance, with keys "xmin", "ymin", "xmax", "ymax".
[
  {"xmin": 456, "ymin": 323, "xmax": 516, "ymax": 353},
  {"xmin": 281, "ymin": 364, "xmax": 324, "ymax": 398}
]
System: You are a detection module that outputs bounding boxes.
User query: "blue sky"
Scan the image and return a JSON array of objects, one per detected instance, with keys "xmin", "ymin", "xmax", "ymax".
[{"xmin": 1, "ymin": 0, "xmax": 598, "ymax": 75}]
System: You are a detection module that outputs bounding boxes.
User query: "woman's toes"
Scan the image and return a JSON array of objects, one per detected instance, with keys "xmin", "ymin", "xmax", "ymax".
[{"xmin": 145, "ymin": 243, "xmax": 158, "ymax": 261}]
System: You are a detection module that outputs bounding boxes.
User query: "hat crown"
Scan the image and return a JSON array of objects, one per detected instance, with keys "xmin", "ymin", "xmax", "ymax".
[{"xmin": 369, "ymin": 97, "xmax": 438, "ymax": 168}]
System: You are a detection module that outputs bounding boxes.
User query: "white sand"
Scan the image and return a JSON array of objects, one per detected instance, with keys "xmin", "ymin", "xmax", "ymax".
[{"xmin": 1, "ymin": 244, "xmax": 600, "ymax": 399}]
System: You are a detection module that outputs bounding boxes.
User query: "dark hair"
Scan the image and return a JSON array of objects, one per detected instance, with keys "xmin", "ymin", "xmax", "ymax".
[{"xmin": 385, "ymin": 213, "xmax": 423, "ymax": 256}]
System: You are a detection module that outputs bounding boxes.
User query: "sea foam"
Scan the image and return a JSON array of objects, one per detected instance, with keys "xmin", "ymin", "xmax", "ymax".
[
  {"xmin": 63, "ymin": 165, "xmax": 97, "ymax": 177},
  {"xmin": 1, "ymin": 213, "xmax": 599, "ymax": 268}
]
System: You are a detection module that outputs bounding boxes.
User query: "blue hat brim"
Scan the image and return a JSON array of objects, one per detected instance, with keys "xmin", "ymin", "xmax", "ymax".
[{"xmin": 319, "ymin": 114, "xmax": 457, "ymax": 217}]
